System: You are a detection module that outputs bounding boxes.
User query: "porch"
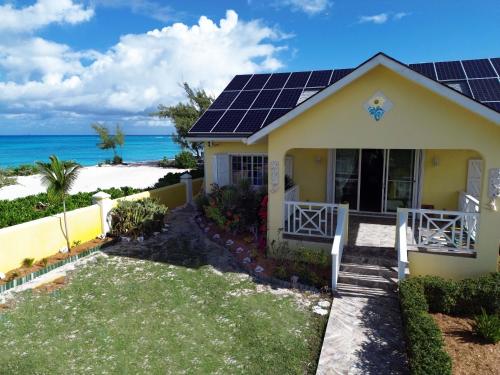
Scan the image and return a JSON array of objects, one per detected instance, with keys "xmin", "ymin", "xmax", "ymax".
[{"xmin": 281, "ymin": 147, "xmax": 482, "ymax": 256}]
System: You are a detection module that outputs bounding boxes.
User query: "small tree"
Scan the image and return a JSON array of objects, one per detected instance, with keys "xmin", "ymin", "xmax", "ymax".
[
  {"xmin": 153, "ymin": 83, "xmax": 214, "ymax": 159},
  {"xmin": 36, "ymin": 155, "xmax": 81, "ymax": 251},
  {"xmin": 91, "ymin": 123, "xmax": 125, "ymax": 163}
]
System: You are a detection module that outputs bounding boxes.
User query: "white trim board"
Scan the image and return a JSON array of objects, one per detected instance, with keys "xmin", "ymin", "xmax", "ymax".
[{"xmin": 246, "ymin": 53, "xmax": 500, "ymax": 144}]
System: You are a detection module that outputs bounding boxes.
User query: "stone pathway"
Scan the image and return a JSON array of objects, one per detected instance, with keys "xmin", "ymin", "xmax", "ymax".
[{"xmin": 316, "ymin": 284, "xmax": 408, "ymax": 374}]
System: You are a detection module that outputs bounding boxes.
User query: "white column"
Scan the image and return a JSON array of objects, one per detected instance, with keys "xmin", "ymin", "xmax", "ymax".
[
  {"xmin": 181, "ymin": 173, "xmax": 193, "ymax": 205},
  {"xmin": 92, "ymin": 191, "xmax": 112, "ymax": 236}
]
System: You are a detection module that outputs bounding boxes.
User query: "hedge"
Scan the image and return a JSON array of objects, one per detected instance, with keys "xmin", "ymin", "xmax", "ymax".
[{"xmin": 399, "ymin": 273, "xmax": 500, "ymax": 375}]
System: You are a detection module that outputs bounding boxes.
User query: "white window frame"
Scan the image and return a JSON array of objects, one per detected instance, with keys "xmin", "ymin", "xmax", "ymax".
[{"xmin": 229, "ymin": 153, "xmax": 268, "ymax": 187}]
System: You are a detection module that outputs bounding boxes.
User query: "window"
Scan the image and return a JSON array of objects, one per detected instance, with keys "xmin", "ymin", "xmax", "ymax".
[{"xmin": 231, "ymin": 155, "xmax": 268, "ymax": 186}]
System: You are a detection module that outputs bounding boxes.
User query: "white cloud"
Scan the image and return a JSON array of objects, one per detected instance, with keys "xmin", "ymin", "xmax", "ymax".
[
  {"xmin": 359, "ymin": 12, "xmax": 411, "ymax": 24},
  {"xmin": 275, "ymin": 0, "xmax": 332, "ymax": 15},
  {"xmin": 0, "ymin": 0, "xmax": 94, "ymax": 33},
  {"xmin": 0, "ymin": 10, "xmax": 287, "ymax": 120},
  {"xmin": 359, "ymin": 13, "xmax": 389, "ymax": 24}
]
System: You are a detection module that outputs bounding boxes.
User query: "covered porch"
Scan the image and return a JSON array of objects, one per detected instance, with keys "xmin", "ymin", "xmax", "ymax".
[{"xmin": 282, "ymin": 147, "xmax": 481, "ymax": 255}]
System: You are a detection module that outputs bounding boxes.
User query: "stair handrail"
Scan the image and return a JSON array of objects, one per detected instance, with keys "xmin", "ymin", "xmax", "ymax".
[
  {"xmin": 331, "ymin": 203, "xmax": 349, "ymax": 290},
  {"xmin": 396, "ymin": 208, "xmax": 409, "ymax": 281}
]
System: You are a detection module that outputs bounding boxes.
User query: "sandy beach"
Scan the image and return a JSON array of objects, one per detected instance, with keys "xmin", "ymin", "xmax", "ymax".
[{"xmin": 0, "ymin": 164, "xmax": 188, "ymax": 201}]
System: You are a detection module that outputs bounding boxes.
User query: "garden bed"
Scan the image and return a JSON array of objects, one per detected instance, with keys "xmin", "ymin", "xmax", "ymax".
[
  {"xmin": 432, "ymin": 313, "xmax": 499, "ymax": 375},
  {"xmin": 0, "ymin": 237, "xmax": 114, "ymax": 292}
]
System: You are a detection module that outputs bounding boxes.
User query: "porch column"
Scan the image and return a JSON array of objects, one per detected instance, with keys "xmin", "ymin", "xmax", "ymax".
[
  {"xmin": 476, "ymin": 154, "xmax": 500, "ymax": 274},
  {"xmin": 267, "ymin": 147, "xmax": 287, "ymax": 254}
]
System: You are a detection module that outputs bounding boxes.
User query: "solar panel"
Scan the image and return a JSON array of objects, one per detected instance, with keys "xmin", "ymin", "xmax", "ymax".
[
  {"xmin": 251, "ymin": 89, "xmax": 281, "ymax": 109},
  {"xmin": 264, "ymin": 73, "xmax": 290, "ymax": 89},
  {"xmin": 211, "ymin": 110, "xmax": 247, "ymax": 132},
  {"xmin": 468, "ymin": 78, "xmax": 500, "ymax": 101},
  {"xmin": 274, "ymin": 88, "xmax": 303, "ymax": 108},
  {"xmin": 229, "ymin": 90, "xmax": 259, "ymax": 109},
  {"xmin": 264, "ymin": 109, "xmax": 291, "ymax": 126},
  {"xmin": 444, "ymin": 80, "xmax": 472, "ymax": 97},
  {"xmin": 236, "ymin": 109, "xmax": 269, "ymax": 133},
  {"xmin": 435, "ymin": 61, "xmax": 465, "ymax": 80},
  {"xmin": 307, "ymin": 70, "xmax": 332, "ymax": 88},
  {"xmin": 285, "ymin": 72, "xmax": 310, "ymax": 88},
  {"xmin": 462, "ymin": 59, "xmax": 497, "ymax": 78},
  {"xmin": 490, "ymin": 58, "xmax": 500, "ymax": 76},
  {"xmin": 225, "ymin": 75, "xmax": 252, "ymax": 90},
  {"xmin": 244, "ymin": 74, "xmax": 271, "ymax": 90},
  {"xmin": 486, "ymin": 102, "xmax": 500, "ymax": 112},
  {"xmin": 409, "ymin": 63, "xmax": 437, "ymax": 80},
  {"xmin": 189, "ymin": 110, "xmax": 225, "ymax": 132},
  {"xmin": 210, "ymin": 91, "xmax": 239, "ymax": 109},
  {"xmin": 330, "ymin": 69, "xmax": 354, "ymax": 84},
  {"xmin": 190, "ymin": 56, "xmax": 500, "ymax": 138}
]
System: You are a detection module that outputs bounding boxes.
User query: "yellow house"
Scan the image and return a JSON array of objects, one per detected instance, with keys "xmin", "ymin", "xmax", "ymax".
[{"xmin": 187, "ymin": 53, "xmax": 500, "ymax": 283}]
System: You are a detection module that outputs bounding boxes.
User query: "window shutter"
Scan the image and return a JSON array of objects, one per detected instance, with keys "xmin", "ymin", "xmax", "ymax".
[
  {"xmin": 467, "ymin": 159, "xmax": 483, "ymax": 199},
  {"xmin": 213, "ymin": 154, "xmax": 230, "ymax": 187}
]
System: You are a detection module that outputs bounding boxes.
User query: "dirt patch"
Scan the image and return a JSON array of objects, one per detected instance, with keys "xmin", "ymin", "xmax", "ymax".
[
  {"xmin": 0, "ymin": 237, "xmax": 112, "ymax": 287},
  {"xmin": 432, "ymin": 313, "xmax": 499, "ymax": 375},
  {"xmin": 33, "ymin": 276, "xmax": 67, "ymax": 293}
]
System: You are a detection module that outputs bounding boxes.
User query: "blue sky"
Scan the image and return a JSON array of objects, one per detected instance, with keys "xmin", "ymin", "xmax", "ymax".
[{"xmin": 0, "ymin": 0, "xmax": 499, "ymax": 135}]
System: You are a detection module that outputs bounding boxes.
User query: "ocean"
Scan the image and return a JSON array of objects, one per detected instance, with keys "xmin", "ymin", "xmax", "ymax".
[{"xmin": 0, "ymin": 135, "xmax": 182, "ymax": 168}]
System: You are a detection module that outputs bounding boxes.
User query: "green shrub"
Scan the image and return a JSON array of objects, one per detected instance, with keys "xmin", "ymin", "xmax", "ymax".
[
  {"xmin": 109, "ymin": 198, "xmax": 168, "ymax": 238},
  {"xmin": 0, "ymin": 172, "xmax": 16, "ymax": 188},
  {"xmin": 473, "ymin": 309, "xmax": 500, "ymax": 343},
  {"xmin": 174, "ymin": 151, "xmax": 197, "ymax": 169},
  {"xmin": 455, "ymin": 273, "xmax": 500, "ymax": 315},
  {"xmin": 399, "ymin": 278, "xmax": 451, "ymax": 375},
  {"xmin": 1, "ymin": 164, "xmax": 39, "ymax": 177},
  {"xmin": 421, "ymin": 276, "xmax": 458, "ymax": 314},
  {"xmin": 201, "ymin": 181, "xmax": 265, "ymax": 233},
  {"xmin": 112, "ymin": 155, "xmax": 123, "ymax": 165},
  {"xmin": 158, "ymin": 157, "xmax": 175, "ymax": 168},
  {"xmin": 22, "ymin": 258, "xmax": 35, "ymax": 268},
  {"xmin": 0, "ymin": 187, "xmax": 142, "ymax": 229},
  {"xmin": 268, "ymin": 241, "xmax": 330, "ymax": 267},
  {"xmin": 152, "ymin": 169, "xmax": 204, "ymax": 189}
]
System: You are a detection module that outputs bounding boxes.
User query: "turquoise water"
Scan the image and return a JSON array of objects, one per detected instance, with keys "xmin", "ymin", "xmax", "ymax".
[{"xmin": 0, "ymin": 135, "xmax": 182, "ymax": 168}]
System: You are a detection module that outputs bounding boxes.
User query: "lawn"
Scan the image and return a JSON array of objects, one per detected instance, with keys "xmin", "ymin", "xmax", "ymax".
[{"xmin": 0, "ymin": 252, "xmax": 326, "ymax": 374}]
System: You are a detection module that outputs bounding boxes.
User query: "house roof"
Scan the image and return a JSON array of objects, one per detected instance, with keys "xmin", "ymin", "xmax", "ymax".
[{"xmin": 187, "ymin": 52, "xmax": 500, "ymax": 142}]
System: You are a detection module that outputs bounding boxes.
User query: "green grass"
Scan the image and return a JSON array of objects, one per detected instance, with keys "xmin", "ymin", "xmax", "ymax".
[{"xmin": 0, "ymin": 254, "xmax": 326, "ymax": 374}]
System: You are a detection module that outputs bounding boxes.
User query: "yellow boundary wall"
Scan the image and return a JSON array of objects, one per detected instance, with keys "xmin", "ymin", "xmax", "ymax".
[{"xmin": 0, "ymin": 178, "xmax": 203, "ymax": 274}]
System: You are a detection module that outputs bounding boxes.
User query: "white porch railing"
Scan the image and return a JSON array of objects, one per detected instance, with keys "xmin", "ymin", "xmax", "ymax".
[
  {"xmin": 458, "ymin": 191, "xmax": 480, "ymax": 241},
  {"xmin": 331, "ymin": 204, "xmax": 349, "ymax": 290},
  {"xmin": 396, "ymin": 209, "xmax": 409, "ymax": 281},
  {"xmin": 284, "ymin": 185, "xmax": 300, "ymax": 220},
  {"xmin": 283, "ymin": 201, "xmax": 339, "ymax": 239},
  {"xmin": 403, "ymin": 208, "xmax": 479, "ymax": 253}
]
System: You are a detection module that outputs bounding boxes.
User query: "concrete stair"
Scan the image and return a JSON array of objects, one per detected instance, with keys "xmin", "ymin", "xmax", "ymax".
[{"xmin": 338, "ymin": 246, "xmax": 399, "ymax": 292}]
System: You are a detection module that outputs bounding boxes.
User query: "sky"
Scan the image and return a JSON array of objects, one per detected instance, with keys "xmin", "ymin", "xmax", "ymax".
[{"xmin": 0, "ymin": 0, "xmax": 498, "ymax": 135}]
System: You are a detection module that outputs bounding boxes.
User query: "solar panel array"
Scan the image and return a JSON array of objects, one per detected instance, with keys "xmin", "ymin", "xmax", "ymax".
[{"xmin": 189, "ymin": 58, "xmax": 500, "ymax": 136}]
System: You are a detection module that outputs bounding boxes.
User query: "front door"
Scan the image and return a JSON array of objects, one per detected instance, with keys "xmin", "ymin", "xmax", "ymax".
[
  {"xmin": 359, "ymin": 149, "xmax": 385, "ymax": 211},
  {"xmin": 333, "ymin": 149, "xmax": 420, "ymax": 212}
]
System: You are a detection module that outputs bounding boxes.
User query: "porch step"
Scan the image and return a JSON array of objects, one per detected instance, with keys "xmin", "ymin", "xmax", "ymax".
[
  {"xmin": 341, "ymin": 253, "xmax": 397, "ymax": 268},
  {"xmin": 344, "ymin": 245, "xmax": 397, "ymax": 259},
  {"xmin": 335, "ymin": 282, "xmax": 397, "ymax": 299},
  {"xmin": 340, "ymin": 262, "xmax": 396, "ymax": 278},
  {"xmin": 337, "ymin": 270, "xmax": 397, "ymax": 291}
]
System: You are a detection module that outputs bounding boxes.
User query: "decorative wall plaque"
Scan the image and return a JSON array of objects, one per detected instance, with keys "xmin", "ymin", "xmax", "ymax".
[{"xmin": 363, "ymin": 91, "xmax": 393, "ymax": 121}]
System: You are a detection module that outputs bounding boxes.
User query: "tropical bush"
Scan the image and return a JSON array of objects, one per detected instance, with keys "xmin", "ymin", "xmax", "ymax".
[
  {"xmin": 269, "ymin": 241, "xmax": 330, "ymax": 266},
  {"xmin": 0, "ymin": 172, "xmax": 16, "ymax": 188},
  {"xmin": 473, "ymin": 309, "xmax": 500, "ymax": 343},
  {"xmin": 109, "ymin": 198, "xmax": 168, "ymax": 238},
  {"xmin": 174, "ymin": 150, "xmax": 197, "ymax": 169},
  {"xmin": 152, "ymin": 169, "xmax": 204, "ymax": 189},
  {"xmin": 158, "ymin": 157, "xmax": 175, "ymax": 168},
  {"xmin": 199, "ymin": 181, "xmax": 265, "ymax": 233},
  {"xmin": 399, "ymin": 273, "xmax": 500, "ymax": 375},
  {"xmin": 1, "ymin": 164, "xmax": 39, "ymax": 176},
  {"xmin": 0, "ymin": 187, "xmax": 142, "ymax": 229}
]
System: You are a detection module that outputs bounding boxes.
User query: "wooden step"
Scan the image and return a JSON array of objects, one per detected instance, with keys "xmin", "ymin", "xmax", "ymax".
[
  {"xmin": 335, "ymin": 283, "xmax": 397, "ymax": 299},
  {"xmin": 341, "ymin": 253, "xmax": 397, "ymax": 268}
]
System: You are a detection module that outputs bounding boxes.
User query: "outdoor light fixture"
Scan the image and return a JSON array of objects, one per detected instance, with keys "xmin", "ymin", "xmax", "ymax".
[{"xmin": 432, "ymin": 156, "xmax": 440, "ymax": 167}]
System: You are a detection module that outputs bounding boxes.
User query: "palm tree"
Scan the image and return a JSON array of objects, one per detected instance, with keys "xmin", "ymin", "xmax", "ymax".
[{"xmin": 37, "ymin": 155, "xmax": 81, "ymax": 251}]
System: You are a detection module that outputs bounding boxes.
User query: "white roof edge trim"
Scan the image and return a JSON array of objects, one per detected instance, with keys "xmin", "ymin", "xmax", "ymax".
[
  {"xmin": 246, "ymin": 54, "xmax": 500, "ymax": 144},
  {"xmin": 186, "ymin": 137, "xmax": 248, "ymax": 144}
]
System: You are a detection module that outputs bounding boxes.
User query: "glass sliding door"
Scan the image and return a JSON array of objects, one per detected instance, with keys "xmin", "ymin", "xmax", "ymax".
[
  {"xmin": 334, "ymin": 149, "xmax": 359, "ymax": 210},
  {"xmin": 385, "ymin": 149, "xmax": 415, "ymax": 212}
]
